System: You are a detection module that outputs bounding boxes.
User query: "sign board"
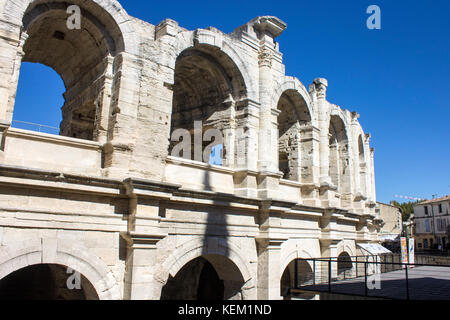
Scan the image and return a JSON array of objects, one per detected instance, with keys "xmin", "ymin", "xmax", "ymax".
[
  {"xmin": 357, "ymin": 243, "xmax": 392, "ymax": 255},
  {"xmin": 408, "ymin": 238, "xmax": 415, "ymax": 265},
  {"xmin": 401, "ymin": 237, "xmax": 409, "ymax": 265}
]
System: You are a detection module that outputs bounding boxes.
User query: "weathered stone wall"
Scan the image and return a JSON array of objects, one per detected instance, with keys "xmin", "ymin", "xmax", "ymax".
[{"xmin": 0, "ymin": 0, "xmax": 382, "ymax": 300}]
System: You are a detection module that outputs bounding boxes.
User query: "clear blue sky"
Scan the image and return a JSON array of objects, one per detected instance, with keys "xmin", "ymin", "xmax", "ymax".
[{"xmin": 13, "ymin": 0, "xmax": 450, "ymax": 204}]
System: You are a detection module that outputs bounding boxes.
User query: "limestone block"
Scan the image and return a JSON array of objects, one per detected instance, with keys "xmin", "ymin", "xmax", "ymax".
[
  {"xmin": 83, "ymin": 232, "xmax": 116, "ymax": 249},
  {"xmin": 57, "ymin": 230, "xmax": 85, "ymax": 241},
  {"xmin": 42, "ymin": 238, "xmax": 57, "ymax": 263},
  {"xmin": 90, "ymin": 247, "xmax": 118, "ymax": 266},
  {"xmin": 2, "ymin": 227, "xmax": 40, "ymax": 245}
]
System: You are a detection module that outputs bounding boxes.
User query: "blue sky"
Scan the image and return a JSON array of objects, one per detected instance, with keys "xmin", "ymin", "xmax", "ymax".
[{"xmin": 13, "ymin": 0, "xmax": 450, "ymax": 203}]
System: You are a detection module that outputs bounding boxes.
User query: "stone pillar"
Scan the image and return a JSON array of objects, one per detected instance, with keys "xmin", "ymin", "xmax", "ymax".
[
  {"xmin": 320, "ymin": 239, "xmax": 341, "ymax": 279},
  {"xmin": 122, "ymin": 232, "xmax": 166, "ymax": 300},
  {"xmin": 299, "ymin": 125, "xmax": 320, "ymax": 184},
  {"xmin": 370, "ymin": 148, "xmax": 376, "ymax": 202},
  {"xmin": 257, "ymin": 44, "xmax": 276, "ymax": 172},
  {"xmin": 256, "ymin": 237, "xmax": 285, "ymax": 300},
  {"xmin": 93, "ymin": 55, "xmax": 114, "ymax": 144},
  {"xmin": 339, "ymin": 138, "xmax": 354, "ymax": 208},
  {"xmin": 299, "ymin": 125, "xmax": 320, "ymax": 205},
  {"xmin": 311, "ymin": 78, "xmax": 331, "ymax": 186},
  {"xmin": 256, "ymin": 199, "xmax": 288, "ymax": 300},
  {"xmin": 233, "ymin": 100, "xmax": 260, "ymax": 198},
  {"xmin": 234, "ymin": 99, "xmax": 260, "ymax": 171},
  {"xmin": 255, "ymin": 45, "xmax": 283, "ymax": 198},
  {"xmin": 351, "ymin": 113, "xmax": 362, "ymax": 195},
  {"xmin": 103, "ymin": 52, "xmax": 141, "ymax": 178},
  {"xmin": 0, "ymin": 29, "xmax": 25, "ymax": 123},
  {"xmin": 364, "ymin": 134, "xmax": 372, "ymax": 199}
]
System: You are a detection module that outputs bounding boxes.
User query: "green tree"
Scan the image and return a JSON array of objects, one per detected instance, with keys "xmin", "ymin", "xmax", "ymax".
[{"xmin": 390, "ymin": 200, "xmax": 419, "ymax": 222}]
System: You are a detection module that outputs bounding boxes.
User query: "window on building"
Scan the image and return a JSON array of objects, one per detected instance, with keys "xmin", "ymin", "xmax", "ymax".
[
  {"xmin": 423, "ymin": 239, "xmax": 428, "ymax": 249},
  {"xmin": 424, "ymin": 206, "xmax": 429, "ymax": 215},
  {"xmin": 425, "ymin": 220, "xmax": 431, "ymax": 233},
  {"xmin": 418, "ymin": 243, "xmax": 423, "ymax": 249},
  {"xmin": 437, "ymin": 219, "xmax": 447, "ymax": 232},
  {"xmin": 439, "ymin": 204, "xmax": 443, "ymax": 213}
]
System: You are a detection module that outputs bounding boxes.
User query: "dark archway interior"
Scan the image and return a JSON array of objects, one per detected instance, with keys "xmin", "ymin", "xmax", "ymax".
[
  {"xmin": 161, "ymin": 255, "xmax": 245, "ymax": 300},
  {"xmin": 14, "ymin": 1, "xmax": 124, "ymax": 140},
  {"xmin": 169, "ymin": 45, "xmax": 247, "ymax": 164},
  {"xmin": 197, "ymin": 259, "xmax": 224, "ymax": 300},
  {"xmin": 337, "ymin": 252, "xmax": 353, "ymax": 276},
  {"xmin": 358, "ymin": 135, "xmax": 367, "ymax": 195},
  {"xmin": 277, "ymin": 90, "xmax": 311, "ymax": 181},
  {"xmin": 329, "ymin": 115, "xmax": 349, "ymax": 192},
  {"xmin": 161, "ymin": 257, "xmax": 224, "ymax": 300},
  {"xmin": 0, "ymin": 264, "xmax": 99, "ymax": 300},
  {"xmin": 280, "ymin": 259, "xmax": 314, "ymax": 299}
]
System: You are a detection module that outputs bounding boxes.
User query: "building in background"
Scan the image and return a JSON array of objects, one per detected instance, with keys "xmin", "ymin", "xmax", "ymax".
[
  {"xmin": 377, "ymin": 202, "xmax": 403, "ymax": 252},
  {"xmin": 414, "ymin": 196, "xmax": 450, "ymax": 251}
]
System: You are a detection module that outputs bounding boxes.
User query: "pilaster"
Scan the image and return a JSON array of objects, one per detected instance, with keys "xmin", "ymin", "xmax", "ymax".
[{"xmin": 122, "ymin": 232, "xmax": 166, "ymax": 300}]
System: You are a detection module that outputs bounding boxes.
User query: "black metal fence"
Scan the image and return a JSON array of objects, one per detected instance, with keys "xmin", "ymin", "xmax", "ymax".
[{"xmin": 290, "ymin": 255, "xmax": 450, "ymax": 300}]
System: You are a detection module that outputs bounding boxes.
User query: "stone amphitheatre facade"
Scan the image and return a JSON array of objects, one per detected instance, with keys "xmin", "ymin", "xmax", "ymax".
[{"xmin": 0, "ymin": 0, "xmax": 382, "ymax": 300}]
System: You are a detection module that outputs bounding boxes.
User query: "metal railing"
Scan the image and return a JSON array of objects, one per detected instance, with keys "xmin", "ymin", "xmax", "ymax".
[
  {"xmin": 290, "ymin": 255, "xmax": 450, "ymax": 300},
  {"xmin": 11, "ymin": 120, "xmax": 60, "ymax": 135}
]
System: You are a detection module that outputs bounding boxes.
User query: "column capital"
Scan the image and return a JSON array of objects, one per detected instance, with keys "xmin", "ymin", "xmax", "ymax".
[
  {"xmin": 310, "ymin": 78, "xmax": 328, "ymax": 100},
  {"xmin": 256, "ymin": 235, "xmax": 287, "ymax": 248},
  {"xmin": 319, "ymin": 239, "xmax": 342, "ymax": 248},
  {"xmin": 258, "ymin": 46, "xmax": 274, "ymax": 67},
  {"xmin": 120, "ymin": 232, "xmax": 166, "ymax": 249}
]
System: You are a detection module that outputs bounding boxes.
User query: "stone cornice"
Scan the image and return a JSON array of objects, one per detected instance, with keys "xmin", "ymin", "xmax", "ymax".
[
  {"xmin": 252, "ymin": 16, "xmax": 287, "ymax": 39},
  {"xmin": 120, "ymin": 232, "xmax": 166, "ymax": 249}
]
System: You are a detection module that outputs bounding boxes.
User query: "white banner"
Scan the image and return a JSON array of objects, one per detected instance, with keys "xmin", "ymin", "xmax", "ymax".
[{"xmin": 409, "ymin": 238, "xmax": 415, "ymax": 265}]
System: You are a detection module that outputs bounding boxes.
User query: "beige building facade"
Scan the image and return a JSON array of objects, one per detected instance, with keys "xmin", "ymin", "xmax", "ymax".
[
  {"xmin": 377, "ymin": 202, "xmax": 402, "ymax": 239},
  {"xmin": 376, "ymin": 202, "xmax": 402, "ymax": 252},
  {"xmin": 0, "ymin": 0, "xmax": 382, "ymax": 300},
  {"xmin": 414, "ymin": 196, "xmax": 450, "ymax": 251}
]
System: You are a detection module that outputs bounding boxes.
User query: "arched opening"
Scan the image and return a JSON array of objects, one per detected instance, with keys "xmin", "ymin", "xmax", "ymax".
[
  {"xmin": 280, "ymin": 259, "xmax": 315, "ymax": 300},
  {"xmin": 277, "ymin": 90, "xmax": 311, "ymax": 181},
  {"xmin": 11, "ymin": 1, "xmax": 125, "ymax": 141},
  {"xmin": 12, "ymin": 62, "xmax": 64, "ymax": 134},
  {"xmin": 358, "ymin": 135, "xmax": 367, "ymax": 196},
  {"xmin": 161, "ymin": 255, "xmax": 246, "ymax": 300},
  {"xmin": 0, "ymin": 264, "xmax": 99, "ymax": 300},
  {"xmin": 169, "ymin": 45, "xmax": 247, "ymax": 166},
  {"xmin": 337, "ymin": 252, "xmax": 353, "ymax": 280},
  {"xmin": 329, "ymin": 115, "xmax": 350, "ymax": 193}
]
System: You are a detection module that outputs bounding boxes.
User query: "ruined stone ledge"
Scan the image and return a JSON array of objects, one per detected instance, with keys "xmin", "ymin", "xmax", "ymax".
[
  {"xmin": 4, "ymin": 127, "xmax": 102, "ymax": 150},
  {"xmin": 166, "ymin": 156, "xmax": 234, "ymax": 174}
]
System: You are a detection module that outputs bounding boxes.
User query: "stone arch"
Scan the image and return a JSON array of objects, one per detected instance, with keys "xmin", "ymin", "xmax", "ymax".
[
  {"xmin": 168, "ymin": 32, "xmax": 251, "ymax": 166},
  {"xmin": 280, "ymin": 248, "xmax": 315, "ymax": 278},
  {"xmin": 1, "ymin": 0, "xmax": 138, "ymax": 55},
  {"xmin": 0, "ymin": 263, "xmax": 99, "ymax": 300},
  {"xmin": 168, "ymin": 29, "xmax": 256, "ymax": 101},
  {"xmin": 272, "ymin": 76, "xmax": 314, "ymax": 121},
  {"xmin": 329, "ymin": 113, "xmax": 351, "ymax": 194},
  {"xmin": 0, "ymin": 238, "xmax": 121, "ymax": 300},
  {"xmin": 156, "ymin": 237, "xmax": 255, "ymax": 300},
  {"xmin": 279, "ymin": 242, "xmax": 317, "ymax": 299},
  {"xmin": 352, "ymin": 122, "xmax": 371, "ymax": 198},
  {"xmin": 274, "ymin": 78, "xmax": 314, "ymax": 182},
  {"xmin": 337, "ymin": 251, "xmax": 353, "ymax": 279},
  {"xmin": 337, "ymin": 241, "xmax": 356, "ymax": 258},
  {"xmin": 1, "ymin": 0, "xmax": 138, "ymax": 142}
]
